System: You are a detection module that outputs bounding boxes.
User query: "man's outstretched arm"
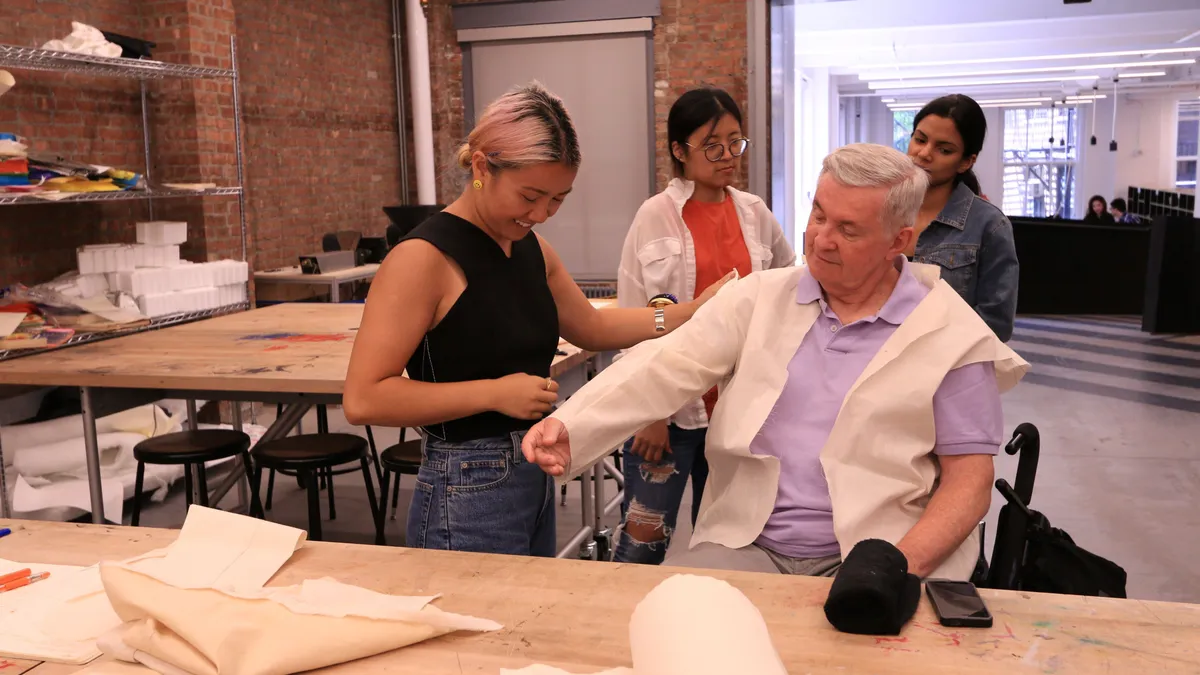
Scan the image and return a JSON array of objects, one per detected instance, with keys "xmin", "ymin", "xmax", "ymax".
[{"xmin": 525, "ymin": 275, "xmax": 758, "ymax": 479}]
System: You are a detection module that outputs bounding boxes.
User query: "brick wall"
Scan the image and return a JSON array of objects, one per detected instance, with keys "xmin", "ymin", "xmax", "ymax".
[
  {"xmin": 235, "ymin": 0, "xmax": 406, "ymax": 271},
  {"xmin": 425, "ymin": 0, "xmax": 751, "ymax": 203},
  {"xmin": 653, "ymin": 0, "xmax": 749, "ymax": 190},
  {"xmin": 0, "ymin": 0, "xmax": 410, "ymax": 286},
  {"xmin": 1, "ymin": 0, "xmax": 748, "ymax": 287}
]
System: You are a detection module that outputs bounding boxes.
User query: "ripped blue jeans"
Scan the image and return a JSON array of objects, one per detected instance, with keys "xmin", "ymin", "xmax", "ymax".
[{"xmin": 614, "ymin": 424, "xmax": 709, "ymax": 564}]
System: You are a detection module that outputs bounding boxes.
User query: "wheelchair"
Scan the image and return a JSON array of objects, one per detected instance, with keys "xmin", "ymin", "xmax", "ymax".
[{"xmin": 972, "ymin": 422, "xmax": 1041, "ymax": 590}]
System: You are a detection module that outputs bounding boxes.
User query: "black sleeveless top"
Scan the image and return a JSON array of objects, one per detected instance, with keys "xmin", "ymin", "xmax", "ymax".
[{"xmin": 402, "ymin": 212, "xmax": 559, "ymax": 442}]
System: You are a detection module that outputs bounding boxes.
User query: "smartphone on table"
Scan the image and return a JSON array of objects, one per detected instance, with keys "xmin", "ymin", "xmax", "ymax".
[{"xmin": 925, "ymin": 579, "xmax": 993, "ymax": 628}]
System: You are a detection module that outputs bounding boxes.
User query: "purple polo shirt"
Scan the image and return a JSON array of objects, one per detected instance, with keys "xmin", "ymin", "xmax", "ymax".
[{"xmin": 752, "ymin": 257, "xmax": 1003, "ymax": 559}]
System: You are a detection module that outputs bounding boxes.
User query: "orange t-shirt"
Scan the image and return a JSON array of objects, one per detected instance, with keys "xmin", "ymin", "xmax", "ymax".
[{"xmin": 682, "ymin": 196, "xmax": 752, "ymax": 418}]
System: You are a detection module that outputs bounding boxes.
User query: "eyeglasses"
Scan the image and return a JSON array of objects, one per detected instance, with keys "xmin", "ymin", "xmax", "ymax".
[{"xmin": 685, "ymin": 138, "xmax": 751, "ymax": 162}]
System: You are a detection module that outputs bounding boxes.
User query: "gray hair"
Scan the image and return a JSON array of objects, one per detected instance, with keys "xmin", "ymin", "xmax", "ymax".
[{"xmin": 819, "ymin": 143, "xmax": 929, "ymax": 234}]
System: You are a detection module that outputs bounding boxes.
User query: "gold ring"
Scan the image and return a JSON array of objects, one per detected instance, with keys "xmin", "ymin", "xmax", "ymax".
[{"xmin": 545, "ymin": 378, "xmax": 553, "ymax": 390}]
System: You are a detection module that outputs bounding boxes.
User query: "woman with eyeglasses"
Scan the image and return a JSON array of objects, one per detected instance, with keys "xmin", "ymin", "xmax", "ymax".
[{"xmin": 611, "ymin": 87, "xmax": 796, "ymax": 565}]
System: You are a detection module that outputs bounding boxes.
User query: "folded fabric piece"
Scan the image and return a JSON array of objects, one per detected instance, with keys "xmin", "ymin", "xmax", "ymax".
[
  {"xmin": 0, "ymin": 507, "xmax": 306, "ymax": 664},
  {"xmin": 503, "ymin": 574, "xmax": 784, "ymax": 675},
  {"xmin": 97, "ymin": 563, "xmax": 502, "ymax": 675},
  {"xmin": 13, "ymin": 432, "xmax": 144, "ymax": 479},
  {"xmin": 823, "ymin": 539, "xmax": 921, "ymax": 635}
]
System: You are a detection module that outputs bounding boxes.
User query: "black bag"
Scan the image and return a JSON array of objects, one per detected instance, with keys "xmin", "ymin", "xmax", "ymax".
[{"xmin": 1019, "ymin": 512, "xmax": 1128, "ymax": 598}]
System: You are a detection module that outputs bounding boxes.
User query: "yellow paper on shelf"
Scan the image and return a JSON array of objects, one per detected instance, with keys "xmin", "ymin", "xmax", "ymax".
[{"xmin": 162, "ymin": 183, "xmax": 216, "ymax": 191}]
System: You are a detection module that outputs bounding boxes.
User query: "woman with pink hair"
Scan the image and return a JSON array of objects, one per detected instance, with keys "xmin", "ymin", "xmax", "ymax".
[{"xmin": 344, "ymin": 82, "xmax": 731, "ymax": 556}]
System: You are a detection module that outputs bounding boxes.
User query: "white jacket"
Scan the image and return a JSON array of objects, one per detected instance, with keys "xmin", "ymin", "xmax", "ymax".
[
  {"xmin": 617, "ymin": 178, "xmax": 796, "ymax": 429},
  {"xmin": 555, "ymin": 263, "xmax": 1029, "ymax": 580}
]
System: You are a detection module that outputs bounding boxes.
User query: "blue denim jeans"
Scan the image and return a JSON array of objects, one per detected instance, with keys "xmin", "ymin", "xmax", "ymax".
[
  {"xmin": 406, "ymin": 431, "xmax": 556, "ymax": 556},
  {"xmin": 614, "ymin": 424, "xmax": 709, "ymax": 564}
]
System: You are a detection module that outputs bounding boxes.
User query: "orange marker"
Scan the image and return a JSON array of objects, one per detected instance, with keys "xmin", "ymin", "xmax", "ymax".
[
  {"xmin": 0, "ymin": 568, "xmax": 30, "ymax": 585},
  {"xmin": 0, "ymin": 570, "xmax": 48, "ymax": 592}
]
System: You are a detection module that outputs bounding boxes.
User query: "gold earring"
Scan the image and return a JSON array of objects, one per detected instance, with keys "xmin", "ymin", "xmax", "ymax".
[{"xmin": 472, "ymin": 179, "xmax": 483, "ymax": 190}]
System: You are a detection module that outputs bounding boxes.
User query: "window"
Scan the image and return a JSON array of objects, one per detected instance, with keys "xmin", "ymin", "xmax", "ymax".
[
  {"xmin": 1177, "ymin": 106, "xmax": 1199, "ymax": 190},
  {"xmin": 1002, "ymin": 106, "xmax": 1079, "ymax": 219},
  {"xmin": 893, "ymin": 110, "xmax": 915, "ymax": 153}
]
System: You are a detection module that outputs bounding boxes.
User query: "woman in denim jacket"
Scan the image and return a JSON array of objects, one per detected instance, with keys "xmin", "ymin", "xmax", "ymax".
[{"xmin": 906, "ymin": 95, "xmax": 1018, "ymax": 341}]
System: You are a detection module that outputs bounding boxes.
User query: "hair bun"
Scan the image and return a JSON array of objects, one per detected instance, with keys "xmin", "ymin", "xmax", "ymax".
[{"xmin": 456, "ymin": 143, "xmax": 473, "ymax": 170}]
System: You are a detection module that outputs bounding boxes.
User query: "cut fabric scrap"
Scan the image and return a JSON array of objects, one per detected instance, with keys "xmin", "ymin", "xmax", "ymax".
[
  {"xmin": 97, "ymin": 559, "xmax": 501, "ymax": 675},
  {"xmin": 128, "ymin": 504, "xmax": 306, "ymax": 592},
  {"xmin": 0, "ymin": 506, "xmax": 308, "ymax": 664},
  {"xmin": 0, "ymin": 558, "xmax": 115, "ymax": 664}
]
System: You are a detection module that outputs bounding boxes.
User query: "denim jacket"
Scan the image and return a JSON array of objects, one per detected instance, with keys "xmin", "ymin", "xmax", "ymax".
[{"xmin": 912, "ymin": 182, "xmax": 1019, "ymax": 342}]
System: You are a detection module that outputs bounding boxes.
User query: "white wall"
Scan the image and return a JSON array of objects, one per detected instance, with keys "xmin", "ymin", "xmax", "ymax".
[
  {"xmin": 1078, "ymin": 94, "xmax": 1182, "ymax": 215},
  {"xmin": 794, "ymin": 67, "xmax": 840, "ymax": 247}
]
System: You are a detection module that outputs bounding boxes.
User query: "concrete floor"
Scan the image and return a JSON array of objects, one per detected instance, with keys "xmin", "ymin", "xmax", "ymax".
[{"xmin": 128, "ymin": 314, "xmax": 1200, "ymax": 604}]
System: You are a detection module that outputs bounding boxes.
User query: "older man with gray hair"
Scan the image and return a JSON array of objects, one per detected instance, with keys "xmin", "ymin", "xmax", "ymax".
[{"xmin": 524, "ymin": 143, "xmax": 1029, "ymax": 581}]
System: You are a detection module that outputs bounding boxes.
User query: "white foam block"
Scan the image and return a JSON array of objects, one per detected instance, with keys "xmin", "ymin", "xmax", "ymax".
[{"xmin": 136, "ymin": 221, "xmax": 188, "ymax": 246}]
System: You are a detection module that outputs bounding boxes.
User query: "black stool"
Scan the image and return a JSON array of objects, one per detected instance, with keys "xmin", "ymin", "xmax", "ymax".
[
  {"xmin": 131, "ymin": 429, "xmax": 261, "ymax": 526},
  {"xmin": 252, "ymin": 433, "xmax": 381, "ymax": 542},
  {"xmin": 376, "ymin": 438, "xmax": 422, "ymax": 545},
  {"xmin": 263, "ymin": 405, "xmax": 382, "ymax": 512}
]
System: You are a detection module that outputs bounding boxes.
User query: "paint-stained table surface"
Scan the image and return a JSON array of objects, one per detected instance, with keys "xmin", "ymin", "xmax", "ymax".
[
  {"xmin": 0, "ymin": 303, "xmax": 591, "ymax": 394},
  {"xmin": 2, "ymin": 519, "xmax": 1198, "ymax": 674}
]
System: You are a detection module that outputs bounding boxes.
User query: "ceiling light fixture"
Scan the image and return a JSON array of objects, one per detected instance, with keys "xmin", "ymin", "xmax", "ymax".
[
  {"xmin": 1090, "ymin": 87, "xmax": 1099, "ymax": 145},
  {"xmin": 886, "ymin": 96, "xmax": 1052, "ymax": 108},
  {"xmin": 869, "ymin": 74, "xmax": 1100, "ymax": 90},
  {"xmin": 854, "ymin": 47, "xmax": 1200, "ymax": 71},
  {"xmin": 857, "ymin": 59, "xmax": 1195, "ymax": 81},
  {"xmin": 1114, "ymin": 71, "xmax": 1167, "ymax": 78}
]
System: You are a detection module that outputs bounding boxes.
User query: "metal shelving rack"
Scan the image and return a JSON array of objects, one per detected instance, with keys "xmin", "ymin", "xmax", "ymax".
[
  {"xmin": 0, "ymin": 37, "xmax": 250, "ymax": 362},
  {"xmin": 0, "ymin": 186, "xmax": 243, "ymax": 206}
]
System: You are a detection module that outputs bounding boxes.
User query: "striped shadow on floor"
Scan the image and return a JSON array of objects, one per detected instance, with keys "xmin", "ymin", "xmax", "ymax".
[
  {"xmin": 1015, "ymin": 318, "xmax": 1200, "ymax": 353},
  {"xmin": 1012, "ymin": 316, "xmax": 1200, "ymax": 414}
]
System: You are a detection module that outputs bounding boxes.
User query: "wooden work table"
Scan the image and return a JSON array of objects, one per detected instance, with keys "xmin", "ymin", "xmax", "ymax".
[
  {"xmin": 1, "ymin": 520, "xmax": 1198, "ymax": 674},
  {"xmin": 0, "ymin": 303, "xmax": 594, "ymax": 523},
  {"xmin": 252, "ymin": 264, "xmax": 381, "ymax": 303},
  {"xmin": 0, "ymin": 303, "xmax": 590, "ymax": 393}
]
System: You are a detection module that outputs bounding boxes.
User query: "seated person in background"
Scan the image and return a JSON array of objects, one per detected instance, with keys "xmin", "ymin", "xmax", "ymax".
[
  {"xmin": 1109, "ymin": 198, "xmax": 1142, "ymax": 224},
  {"xmin": 522, "ymin": 143, "xmax": 1029, "ymax": 581},
  {"xmin": 1084, "ymin": 195, "xmax": 1116, "ymax": 225}
]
